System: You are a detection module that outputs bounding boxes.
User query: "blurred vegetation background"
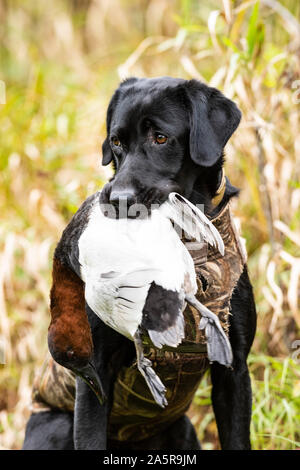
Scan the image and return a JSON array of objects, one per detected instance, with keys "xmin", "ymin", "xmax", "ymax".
[{"xmin": 0, "ymin": 0, "xmax": 299, "ymax": 450}]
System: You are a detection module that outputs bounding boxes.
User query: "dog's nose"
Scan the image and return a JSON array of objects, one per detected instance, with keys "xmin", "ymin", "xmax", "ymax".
[{"xmin": 109, "ymin": 191, "xmax": 137, "ymax": 208}]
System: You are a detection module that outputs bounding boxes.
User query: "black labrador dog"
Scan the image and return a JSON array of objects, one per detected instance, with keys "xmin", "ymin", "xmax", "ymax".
[{"xmin": 23, "ymin": 77, "xmax": 257, "ymax": 450}]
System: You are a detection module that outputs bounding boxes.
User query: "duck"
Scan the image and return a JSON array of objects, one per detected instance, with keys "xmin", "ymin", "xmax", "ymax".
[{"xmin": 76, "ymin": 192, "xmax": 232, "ymax": 407}]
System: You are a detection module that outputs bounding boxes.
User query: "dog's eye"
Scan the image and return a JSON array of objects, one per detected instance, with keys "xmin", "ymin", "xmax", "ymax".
[
  {"xmin": 155, "ymin": 134, "xmax": 168, "ymax": 144},
  {"xmin": 112, "ymin": 137, "xmax": 121, "ymax": 147}
]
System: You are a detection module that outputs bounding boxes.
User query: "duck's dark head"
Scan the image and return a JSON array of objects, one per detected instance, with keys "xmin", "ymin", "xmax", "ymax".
[
  {"xmin": 48, "ymin": 321, "xmax": 106, "ymax": 404},
  {"xmin": 48, "ymin": 330, "xmax": 105, "ymax": 404}
]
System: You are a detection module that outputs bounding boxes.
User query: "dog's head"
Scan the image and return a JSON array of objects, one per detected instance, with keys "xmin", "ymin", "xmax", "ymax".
[{"xmin": 100, "ymin": 77, "xmax": 241, "ymax": 217}]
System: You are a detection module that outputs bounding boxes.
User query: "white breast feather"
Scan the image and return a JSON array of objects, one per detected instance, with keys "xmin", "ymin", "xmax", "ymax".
[
  {"xmin": 78, "ymin": 192, "xmax": 222, "ymax": 342},
  {"xmin": 79, "ymin": 201, "xmax": 194, "ymax": 339}
]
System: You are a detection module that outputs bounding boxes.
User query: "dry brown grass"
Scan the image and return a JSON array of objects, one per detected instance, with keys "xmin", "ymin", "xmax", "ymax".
[{"xmin": 0, "ymin": 0, "xmax": 299, "ymax": 449}]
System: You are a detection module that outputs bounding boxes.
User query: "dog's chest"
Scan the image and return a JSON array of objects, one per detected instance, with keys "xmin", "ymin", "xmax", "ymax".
[
  {"xmin": 108, "ymin": 203, "xmax": 246, "ymax": 442},
  {"xmin": 32, "ymin": 203, "xmax": 246, "ymax": 442}
]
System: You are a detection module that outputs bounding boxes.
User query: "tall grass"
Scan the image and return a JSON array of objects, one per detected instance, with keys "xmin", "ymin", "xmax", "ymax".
[
  {"xmin": 0, "ymin": 0, "xmax": 299, "ymax": 449},
  {"xmin": 193, "ymin": 355, "xmax": 300, "ymax": 450}
]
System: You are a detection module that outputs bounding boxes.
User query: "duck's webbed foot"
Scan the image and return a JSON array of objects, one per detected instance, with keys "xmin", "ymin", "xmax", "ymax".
[
  {"xmin": 134, "ymin": 330, "xmax": 168, "ymax": 408},
  {"xmin": 185, "ymin": 294, "xmax": 233, "ymax": 367}
]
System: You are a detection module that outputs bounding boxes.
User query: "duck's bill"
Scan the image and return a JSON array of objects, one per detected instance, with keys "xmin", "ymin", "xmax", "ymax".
[{"xmin": 74, "ymin": 362, "xmax": 106, "ymax": 405}]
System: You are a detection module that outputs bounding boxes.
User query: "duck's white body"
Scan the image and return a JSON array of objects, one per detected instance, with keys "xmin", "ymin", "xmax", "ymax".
[
  {"xmin": 77, "ymin": 192, "xmax": 231, "ymax": 407},
  {"xmin": 78, "ymin": 196, "xmax": 196, "ymax": 341}
]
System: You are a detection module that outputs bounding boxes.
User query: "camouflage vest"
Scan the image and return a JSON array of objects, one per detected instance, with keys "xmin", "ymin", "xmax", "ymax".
[{"xmin": 31, "ymin": 202, "xmax": 246, "ymax": 442}]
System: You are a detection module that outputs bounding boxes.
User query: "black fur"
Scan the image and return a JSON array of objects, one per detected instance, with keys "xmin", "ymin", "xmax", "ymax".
[
  {"xmin": 211, "ymin": 266, "xmax": 256, "ymax": 449},
  {"xmin": 99, "ymin": 77, "xmax": 241, "ymax": 217},
  {"xmin": 186, "ymin": 80, "xmax": 241, "ymax": 167},
  {"xmin": 54, "ymin": 192, "xmax": 99, "ymax": 276},
  {"xmin": 73, "ymin": 303, "xmax": 135, "ymax": 450},
  {"xmin": 23, "ymin": 77, "xmax": 256, "ymax": 451},
  {"xmin": 22, "ymin": 411, "xmax": 74, "ymax": 450}
]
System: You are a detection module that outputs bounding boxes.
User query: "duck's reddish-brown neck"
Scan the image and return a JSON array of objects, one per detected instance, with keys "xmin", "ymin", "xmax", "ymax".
[{"xmin": 48, "ymin": 258, "xmax": 93, "ymax": 363}]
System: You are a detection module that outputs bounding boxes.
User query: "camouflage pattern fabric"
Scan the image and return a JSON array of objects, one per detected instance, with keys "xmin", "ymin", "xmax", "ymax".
[
  {"xmin": 31, "ymin": 353, "xmax": 75, "ymax": 413},
  {"xmin": 31, "ymin": 202, "xmax": 246, "ymax": 441}
]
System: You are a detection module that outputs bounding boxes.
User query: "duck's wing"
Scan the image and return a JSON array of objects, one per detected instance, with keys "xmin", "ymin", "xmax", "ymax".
[
  {"xmin": 162, "ymin": 192, "xmax": 224, "ymax": 255},
  {"xmin": 113, "ymin": 269, "xmax": 155, "ymax": 317},
  {"xmin": 87, "ymin": 268, "xmax": 160, "ymax": 339},
  {"xmin": 185, "ymin": 294, "xmax": 233, "ymax": 367},
  {"xmin": 147, "ymin": 310, "xmax": 185, "ymax": 349}
]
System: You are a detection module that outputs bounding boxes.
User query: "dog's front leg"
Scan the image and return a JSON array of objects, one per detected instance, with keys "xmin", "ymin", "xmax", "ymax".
[
  {"xmin": 73, "ymin": 319, "xmax": 111, "ymax": 450},
  {"xmin": 74, "ymin": 305, "xmax": 133, "ymax": 450},
  {"xmin": 210, "ymin": 266, "xmax": 257, "ymax": 450}
]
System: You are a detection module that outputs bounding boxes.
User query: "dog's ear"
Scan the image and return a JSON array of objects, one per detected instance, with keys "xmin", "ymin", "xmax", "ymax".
[
  {"xmin": 101, "ymin": 88, "xmax": 121, "ymax": 166},
  {"xmin": 186, "ymin": 81, "xmax": 241, "ymax": 167},
  {"xmin": 102, "ymin": 137, "xmax": 113, "ymax": 166},
  {"xmin": 102, "ymin": 78, "xmax": 139, "ymax": 166}
]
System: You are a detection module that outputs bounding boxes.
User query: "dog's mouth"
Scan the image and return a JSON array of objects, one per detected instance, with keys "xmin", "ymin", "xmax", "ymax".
[{"xmin": 99, "ymin": 183, "xmax": 180, "ymax": 220}]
